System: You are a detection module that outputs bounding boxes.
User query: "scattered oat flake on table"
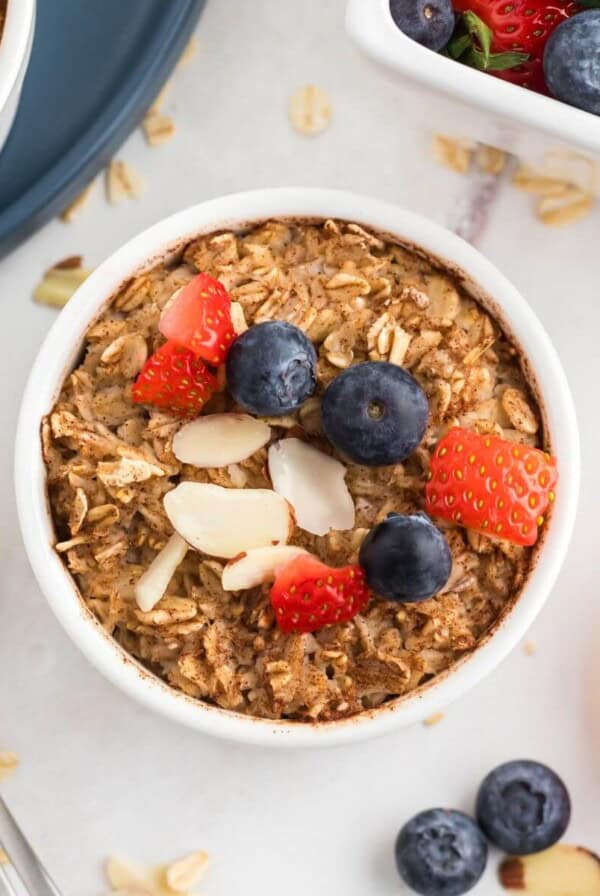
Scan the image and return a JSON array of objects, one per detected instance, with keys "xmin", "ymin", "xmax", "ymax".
[
  {"xmin": 0, "ymin": 849, "xmax": 8, "ymax": 864},
  {"xmin": 177, "ymin": 34, "xmax": 198, "ymax": 70},
  {"xmin": 475, "ymin": 144, "xmax": 506, "ymax": 175},
  {"xmin": 33, "ymin": 257, "xmax": 91, "ymax": 308},
  {"xmin": 289, "ymin": 85, "xmax": 332, "ymax": 136},
  {"xmin": 423, "ymin": 712, "xmax": 445, "ymax": 727},
  {"xmin": 0, "ymin": 751, "xmax": 19, "ymax": 781},
  {"xmin": 106, "ymin": 851, "xmax": 209, "ymax": 896},
  {"xmin": 165, "ymin": 851, "xmax": 209, "ymax": 893},
  {"xmin": 524, "ymin": 640, "xmax": 537, "ymax": 656},
  {"xmin": 536, "ymin": 188, "xmax": 594, "ymax": 228},
  {"xmin": 143, "ymin": 113, "xmax": 176, "ymax": 147},
  {"xmin": 432, "ymin": 134, "xmax": 472, "ymax": 174},
  {"xmin": 106, "ymin": 161, "xmax": 145, "ymax": 204},
  {"xmin": 60, "ymin": 179, "xmax": 97, "ymax": 222},
  {"xmin": 512, "ymin": 165, "xmax": 573, "ymax": 197}
]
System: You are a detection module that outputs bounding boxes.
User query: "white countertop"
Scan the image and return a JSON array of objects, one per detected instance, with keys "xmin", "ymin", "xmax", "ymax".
[{"xmin": 1, "ymin": 2, "xmax": 599, "ymax": 894}]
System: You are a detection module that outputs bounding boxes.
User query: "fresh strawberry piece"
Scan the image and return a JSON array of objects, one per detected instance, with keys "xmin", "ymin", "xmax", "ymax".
[
  {"xmin": 450, "ymin": 1, "xmax": 581, "ymax": 93},
  {"xmin": 270, "ymin": 554, "xmax": 370, "ymax": 634},
  {"xmin": 425, "ymin": 428, "xmax": 558, "ymax": 546},
  {"xmin": 159, "ymin": 273, "xmax": 236, "ymax": 366},
  {"xmin": 132, "ymin": 340, "xmax": 217, "ymax": 418}
]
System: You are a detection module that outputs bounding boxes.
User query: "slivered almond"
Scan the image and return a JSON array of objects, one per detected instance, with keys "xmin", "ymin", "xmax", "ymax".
[
  {"xmin": 499, "ymin": 845, "xmax": 600, "ymax": 894},
  {"xmin": 222, "ymin": 545, "xmax": 309, "ymax": 591},
  {"xmin": 134, "ymin": 533, "xmax": 188, "ymax": 611},
  {"xmin": 268, "ymin": 438, "xmax": 354, "ymax": 536},
  {"xmin": 164, "ymin": 482, "xmax": 294, "ymax": 558},
  {"xmin": 172, "ymin": 414, "xmax": 270, "ymax": 468}
]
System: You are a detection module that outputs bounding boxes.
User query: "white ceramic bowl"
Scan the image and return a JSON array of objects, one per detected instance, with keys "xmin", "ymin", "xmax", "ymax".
[
  {"xmin": 347, "ymin": 0, "xmax": 600, "ymax": 174},
  {"xmin": 0, "ymin": 0, "xmax": 35, "ymax": 154},
  {"xmin": 15, "ymin": 188, "xmax": 579, "ymax": 747}
]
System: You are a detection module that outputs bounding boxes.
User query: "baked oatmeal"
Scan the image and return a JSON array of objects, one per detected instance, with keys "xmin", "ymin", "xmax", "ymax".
[
  {"xmin": 43, "ymin": 218, "xmax": 556, "ymax": 722},
  {"xmin": 0, "ymin": 1, "xmax": 6, "ymax": 42}
]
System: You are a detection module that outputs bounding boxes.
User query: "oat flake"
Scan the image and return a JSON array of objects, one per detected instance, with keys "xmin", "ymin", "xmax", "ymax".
[{"xmin": 289, "ymin": 85, "xmax": 332, "ymax": 136}]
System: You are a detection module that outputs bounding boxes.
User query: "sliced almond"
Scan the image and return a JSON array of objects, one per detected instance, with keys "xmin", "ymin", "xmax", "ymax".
[
  {"xmin": 164, "ymin": 482, "xmax": 294, "ymax": 558},
  {"xmin": 268, "ymin": 438, "xmax": 354, "ymax": 536},
  {"xmin": 33, "ymin": 262, "xmax": 91, "ymax": 308},
  {"xmin": 499, "ymin": 845, "xmax": 600, "ymax": 894},
  {"xmin": 222, "ymin": 545, "xmax": 309, "ymax": 591},
  {"xmin": 134, "ymin": 533, "xmax": 188, "ymax": 611},
  {"xmin": 172, "ymin": 414, "xmax": 271, "ymax": 468}
]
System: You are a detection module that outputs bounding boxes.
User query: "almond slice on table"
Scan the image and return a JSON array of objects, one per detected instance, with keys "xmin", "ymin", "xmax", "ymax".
[
  {"xmin": 172, "ymin": 414, "xmax": 271, "ymax": 468},
  {"xmin": 268, "ymin": 438, "xmax": 354, "ymax": 536},
  {"xmin": 164, "ymin": 482, "xmax": 294, "ymax": 558},
  {"xmin": 499, "ymin": 844, "xmax": 600, "ymax": 894},
  {"xmin": 134, "ymin": 533, "xmax": 188, "ymax": 612},
  {"xmin": 222, "ymin": 545, "xmax": 309, "ymax": 591}
]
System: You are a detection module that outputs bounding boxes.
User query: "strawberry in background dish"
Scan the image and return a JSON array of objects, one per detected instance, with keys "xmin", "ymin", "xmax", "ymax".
[{"xmin": 448, "ymin": 0, "xmax": 581, "ymax": 94}]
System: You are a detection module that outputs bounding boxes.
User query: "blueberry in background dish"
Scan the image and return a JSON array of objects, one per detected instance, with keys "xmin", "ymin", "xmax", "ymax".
[
  {"xmin": 395, "ymin": 808, "xmax": 488, "ymax": 896},
  {"xmin": 544, "ymin": 12, "xmax": 600, "ymax": 116},
  {"xmin": 321, "ymin": 361, "xmax": 429, "ymax": 466},
  {"xmin": 476, "ymin": 760, "xmax": 571, "ymax": 855},
  {"xmin": 389, "ymin": 0, "xmax": 455, "ymax": 53},
  {"xmin": 359, "ymin": 512, "xmax": 451, "ymax": 602},
  {"xmin": 226, "ymin": 321, "xmax": 317, "ymax": 416}
]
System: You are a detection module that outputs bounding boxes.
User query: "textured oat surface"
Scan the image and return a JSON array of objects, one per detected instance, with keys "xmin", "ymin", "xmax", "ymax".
[{"xmin": 44, "ymin": 218, "xmax": 543, "ymax": 722}]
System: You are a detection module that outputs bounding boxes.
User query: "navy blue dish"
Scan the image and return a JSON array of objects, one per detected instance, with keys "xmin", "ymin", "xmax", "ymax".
[{"xmin": 0, "ymin": 0, "xmax": 206, "ymax": 258}]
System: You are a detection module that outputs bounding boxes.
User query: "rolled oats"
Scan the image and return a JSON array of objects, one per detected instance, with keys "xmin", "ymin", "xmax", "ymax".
[
  {"xmin": 289, "ymin": 85, "xmax": 332, "ymax": 136},
  {"xmin": 143, "ymin": 114, "xmax": 176, "ymax": 147},
  {"xmin": 432, "ymin": 135, "xmax": 472, "ymax": 174},
  {"xmin": 106, "ymin": 161, "xmax": 145, "ymax": 204},
  {"xmin": 45, "ymin": 219, "xmax": 543, "ymax": 723},
  {"xmin": 165, "ymin": 852, "xmax": 209, "ymax": 892},
  {"xmin": 536, "ymin": 189, "xmax": 594, "ymax": 227},
  {"xmin": 0, "ymin": 751, "xmax": 19, "ymax": 781},
  {"xmin": 60, "ymin": 180, "xmax": 97, "ymax": 222}
]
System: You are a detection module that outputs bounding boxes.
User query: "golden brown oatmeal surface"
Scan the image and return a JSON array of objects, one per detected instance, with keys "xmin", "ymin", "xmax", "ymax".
[{"xmin": 44, "ymin": 218, "xmax": 543, "ymax": 722}]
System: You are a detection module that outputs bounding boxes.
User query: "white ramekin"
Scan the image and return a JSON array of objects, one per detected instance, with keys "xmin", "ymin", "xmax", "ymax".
[
  {"xmin": 0, "ymin": 0, "xmax": 36, "ymax": 154},
  {"xmin": 15, "ymin": 188, "xmax": 580, "ymax": 747},
  {"xmin": 346, "ymin": 0, "xmax": 600, "ymax": 174}
]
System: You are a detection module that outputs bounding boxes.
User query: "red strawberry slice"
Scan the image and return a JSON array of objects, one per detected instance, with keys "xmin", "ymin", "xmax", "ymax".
[
  {"xmin": 425, "ymin": 428, "xmax": 558, "ymax": 546},
  {"xmin": 450, "ymin": 1, "xmax": 581, "ymax": 93},
  {"xmin": 270, "ymin": 554, "xmax": 370, "ymax": 634},
  {"xmin": 132, "ymin": 340, "xmax": 217, "ymax": 418},
  {"xmin": 159, "ymin": 273, "xmax": 236, "ymax": 366}
]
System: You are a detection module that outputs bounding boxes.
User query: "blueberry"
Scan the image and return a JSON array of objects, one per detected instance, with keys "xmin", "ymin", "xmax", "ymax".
[
  {"xmin": 226, "ymin": 321, "xmax": 317, "ymax": 416},
  {"xmin": 476, "ymin": 760, "xmax": 571, "ymax": 855},
  {"xmin": 389, "ymin": 0, "xmax": 455, "ymax": 53},
  {"xmin": 321, "ymin": 362, "xmax": 428, "ymax": 466},
  {"xmin": 544, "ymin": 12, "xmax": 600, "ymax": 116},
  {"xmin": 359, "ymin": 512, "xmax": 451, "ymax": 602},
  {"xmin": 395, "ymin": 809, "xmax": 487, "ymax": 896}
]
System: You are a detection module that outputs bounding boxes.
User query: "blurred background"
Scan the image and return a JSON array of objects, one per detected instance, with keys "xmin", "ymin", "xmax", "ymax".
[{"xmin": 1, "ymin": 2, "xmax": 599, "ymax": 894}]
